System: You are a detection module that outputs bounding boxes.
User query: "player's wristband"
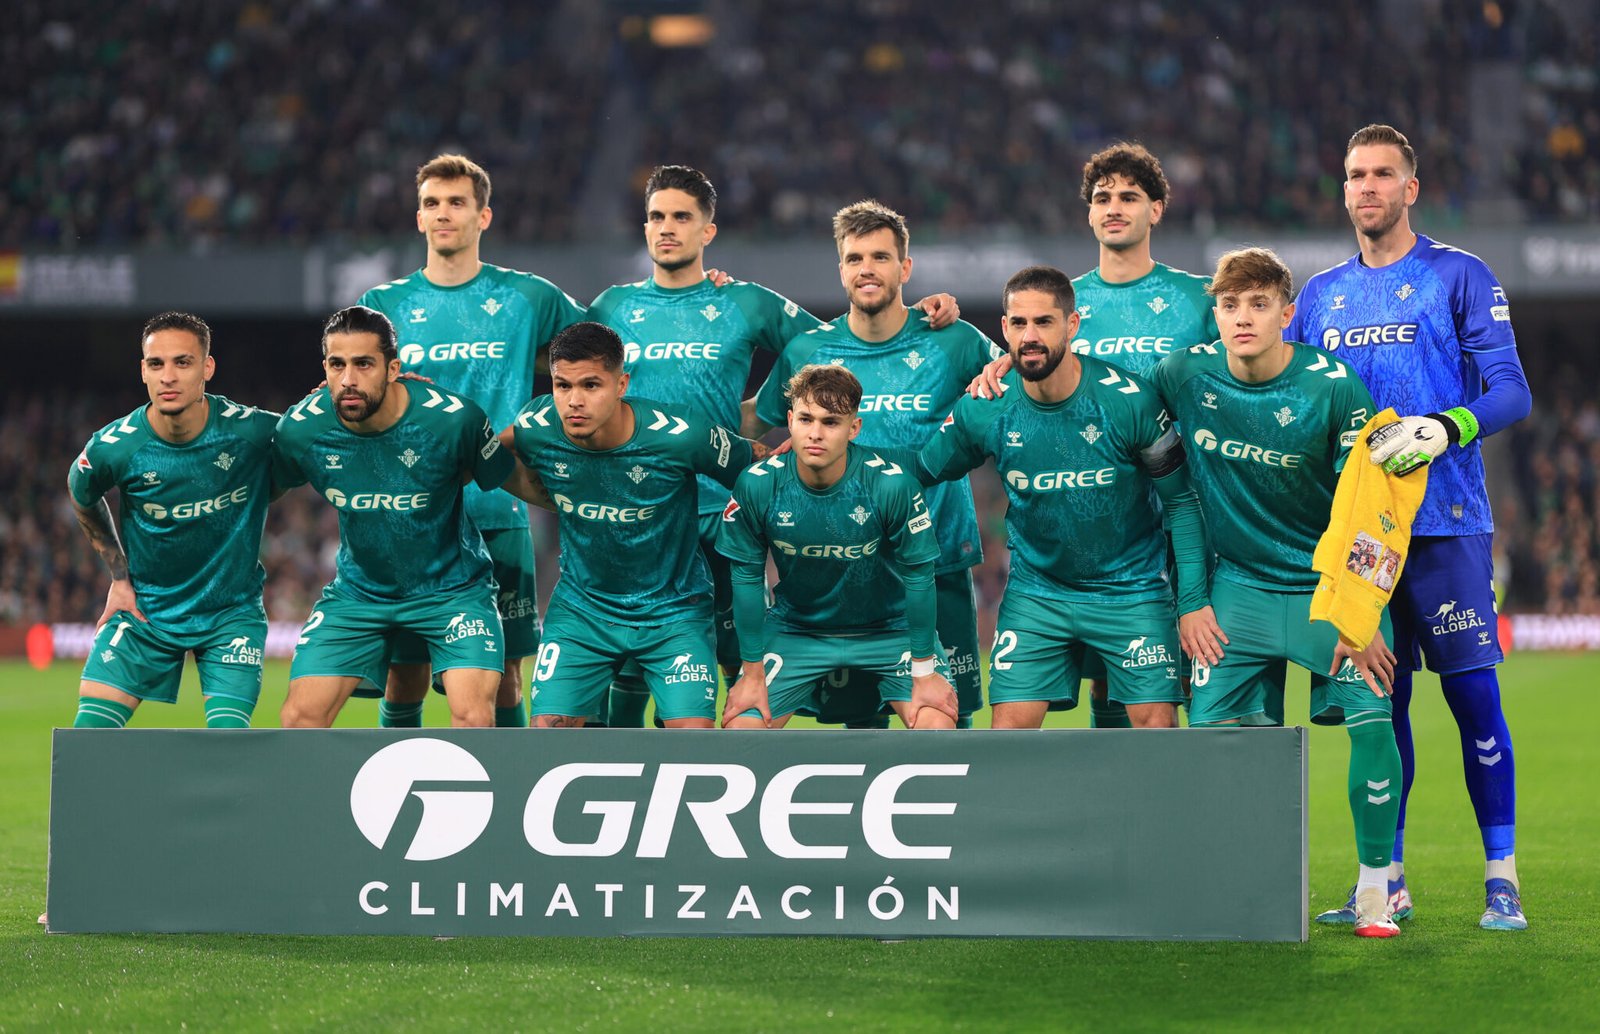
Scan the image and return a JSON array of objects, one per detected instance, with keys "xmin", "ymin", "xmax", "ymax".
[
  {"xmin": 910, "ymin": 657, "xmax": 938, "ymax": 678},
  {"xmin": 1428, "ymin": 407, "xmax": 1480, "ymax": 447}
]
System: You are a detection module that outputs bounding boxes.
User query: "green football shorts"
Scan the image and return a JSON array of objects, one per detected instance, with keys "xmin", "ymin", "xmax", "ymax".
[
  {"xmin": 532, "ymin": 599, "xmax": 718, "ymax": 721},
  {"xmin": 290, "ymin": 582, "xmax": 504, "ymax": 689},
  {"xmin": 988, "ymin": 591, "xmax": 1183, "ymax": 708},
  {"xmin": 79, "ymin": 601, "xmax": 267, "ymax": 705},
  {"xmin": 389, "ymin": 527, "xmax": 538, "ymax": 666},
  {"xmin": 1188, "ymin": 578, "xmax": 1394, "ymax": 727},
  {"xmin": 741, "ymin": 626, "xmax": 949, "ymax": 722}
]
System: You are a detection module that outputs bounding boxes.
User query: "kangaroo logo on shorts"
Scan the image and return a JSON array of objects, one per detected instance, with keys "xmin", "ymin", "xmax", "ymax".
[
  {"xmin": 350, "ymin": 739, "xmax": 493, "ymax": 861},
  {"xmin": 220, "ymin": 635, "xmax": 263, "ymax": 666}
]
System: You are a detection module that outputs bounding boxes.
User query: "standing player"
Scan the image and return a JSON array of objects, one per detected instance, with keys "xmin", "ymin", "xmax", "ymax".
[
  {"xmin": 1152, "ymin": 248, "xmax": 1404, "ymax": 937},
  {"xmin": 1290, "ymin": 125, "xmax": 1533, "ymax": 931},
  {"xmin": 585, "ymin": 165, "xmax": 959, "ymax": 727},
  {"xmin": 67, "ymin": 312, "xmax": 277, "ymax": 730},
  {"xmin": 918, "ymin": 267, "xmax": 1209, "ymax": 729},
  {"xmin": 275, "ymin": 306, "xmax": 513, "ymax": 729},
  {"xmin": 744, "ymin": 200, "xmax": 998, "ymax": 727},
  {"xmin": 718, "ymin": 364, "xmax": 959, "ymax": 730},
  {"xmin": 970, "ymin": 143, "xmax": 1218, "ymax": 727},
  {"xmin": 503, "ymin": 322, "xmax": 757, "ymax": 727},
  {"xmin": 359, "ymin": 153, "xmax": 588, "ymax": 730}
]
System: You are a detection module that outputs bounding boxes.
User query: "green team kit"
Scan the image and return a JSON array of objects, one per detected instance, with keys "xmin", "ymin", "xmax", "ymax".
[
  {"xmin": 272, "ymin": 385, "xmax": 513, "ymax": 689},
  {"xmin": 1151, "ymin": 340, "xmax": 1387, "ymax": 724},
  {"xmin": 917, "ymin": 356, "xmax": 1207, "ymax": 709},
  {"xmin": 70, "ymin": 395, "xmax": 278, "ymax": 708},
  {"xmin": 754, "ymin": 314, "xmax": 1000, "ymax": 720},
  {"xmin": 717, "ymin": 445, "xmax": 945, "ymax": 721},
  {"xmin": 360, "ymin": 264, "xmax": 587, "ymax": 662},
  {"xmin": 510, "ymin": 396, "xmax": 754, "ymax": 721}
]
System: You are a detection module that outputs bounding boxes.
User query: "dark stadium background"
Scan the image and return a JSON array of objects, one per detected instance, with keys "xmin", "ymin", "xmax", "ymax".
[{"xmin": 3, "ymin": 0, "xmax": 1598, "ymax": 646}]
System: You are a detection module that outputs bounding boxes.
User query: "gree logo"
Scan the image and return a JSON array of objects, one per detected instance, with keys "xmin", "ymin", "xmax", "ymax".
[
  {"xmin": 1191, "ymin": 429, "xmax": 1301, "ymax": 468},
  {"xmin": 349, "ymin": 739, "xmax": 494, "ymax": 860}
]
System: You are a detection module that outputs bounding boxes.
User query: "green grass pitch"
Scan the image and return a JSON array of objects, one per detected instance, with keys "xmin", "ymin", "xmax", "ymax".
[{"xmin": 2, "ymin": 653, "xmax": 1598, "ymax": 1032}]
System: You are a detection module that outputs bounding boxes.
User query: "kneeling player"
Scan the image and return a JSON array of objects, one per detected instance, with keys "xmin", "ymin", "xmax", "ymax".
[
  {"xmin": 68, "ymin": 312, "xmax": 277, "ymax": 729},
  {"xmin": 717, "ymin": 363, "xmax": 959, "ymax": 730},
  {"xmin": 275, "ymin": 306, "xmax": 513, "ymax": 728},
  {"xmin": 1151, "ymin": 248, "xmax": 1403, "ymax": 937},
  {"xmin": 918, "ymin": 266, "xmax": 1209, "ymax": 729},
  {"xmin": 504, "ymin": 322, "xmax": 757, "ymax": 727}
]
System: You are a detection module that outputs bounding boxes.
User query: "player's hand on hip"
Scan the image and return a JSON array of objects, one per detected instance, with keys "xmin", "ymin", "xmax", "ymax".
[
  {"xmin": 909, "ymin": 673, "xmax": 959, "ymax": 727},
  {"xmin": 1178, "ymin": 606, "xmax": 1227, "ymax": 665},
  {"xmin": 99, "ymin": 578, "xmax": 146, "ymax": 629},
  {"xmin": 1366, "ymin": 408, "xmax": 1477, "ymax": 476},
  {"xmin": 1332, "ymin": 636, "xmax": 1395, "ymax": 698},
  {"xmin": 967, "ymin": 354, "xmax": 1013, "ymax": 399},
  {"xmin": 722, "ymin": 668, "xmax": 771, "ymax": 727},
  {"xmin": 914, "ymin": 293, "xmax": 960, "ymax": 329}
]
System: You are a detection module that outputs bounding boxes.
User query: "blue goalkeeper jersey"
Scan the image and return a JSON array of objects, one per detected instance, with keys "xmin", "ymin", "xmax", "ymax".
[{"xmin": 1288, "ymin": 234, "xmax": 1518, "ymax": 536}]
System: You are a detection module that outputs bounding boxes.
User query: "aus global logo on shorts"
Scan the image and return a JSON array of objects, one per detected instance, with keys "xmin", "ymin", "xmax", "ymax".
[
  {"xmin": 1120, "ymin": 635, "xmax": 1176, "ymax": 669},
  {"xmin": 219, "ymin": 635, "xmax": 263, "ymax": 666},
  {"xmin": 1427, "ymin": 599, "xmax": 1490, "ymax": 637},
  {"xmin": 444, "ymin": 613, "xmax": 493, "ymax": 644},
  {"xmin": 664, "ymin": 653, "xmax": 712, "ymax": 686}
]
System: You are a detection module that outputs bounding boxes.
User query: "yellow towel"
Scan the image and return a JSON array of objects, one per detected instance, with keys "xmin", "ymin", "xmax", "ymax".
[{"xmin": 1310, "ymin": 408, "xmax": 1430, "ymax": 649}]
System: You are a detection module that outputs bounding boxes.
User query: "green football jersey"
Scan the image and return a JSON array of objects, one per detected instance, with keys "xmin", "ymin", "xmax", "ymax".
[
  {"xmin": 271, "ymin": 385, "xmax": 512, "ymax": 602},
  {"xmin": 1152, "ymin": 341, "xmax": 1376, "ymax": 590},
  {"xmin": 753, "ymin": 312, "xmax": 1000, "ymax": 575},
  {"xmin": 1071, "ymin": 263, "xmax": 1218, "ymax": 378},
  {"xmin": 917, "ymin": 356, "xmax": 1183, "ymax": 605},
  {"xmin": 359, "ymin": 263, "xmax": 587, "ymax": 530},
  {"xmin": 511, "ymin": 396, "xmax": 754, "ymax": 626},
  {"xmin": 68, "ymin": 395, "xmax": 277, "ymax": 632},
  {"xmin": 587, "ymin": 277, "xmax": 822, "ymax": 514},
  {"xmin": 717, "ymin": 444, "xmax": 938, "ymax": 635}
]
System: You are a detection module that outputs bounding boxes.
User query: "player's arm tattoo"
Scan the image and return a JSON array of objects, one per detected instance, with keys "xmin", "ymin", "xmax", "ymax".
[
  {"xmin": 71, "ymin": 497, "xmax": 130, "ymax": 581},
  {"xmin": 500, "ymin": 457, "xmax": 556, "ymax": 511}
]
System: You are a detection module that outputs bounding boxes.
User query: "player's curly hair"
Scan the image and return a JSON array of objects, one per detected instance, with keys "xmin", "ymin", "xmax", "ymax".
[
  {"xmin": 416, "ymin": 154, "xmax": 491, "ymax": 209},
  {"xmin": 1002, "ymin": 266, "xmax": 1076, "ymax": 316},
  {"xmin": 141, "ymin": 311, "xmax": 212, "ymax": 355},
  {"xmin": 646, "ymin": 165, "xmax": 717, "ymax": 219},
  {"xmin": 1207, "ymin": 248, "xmax": 1295, "ymax": 304},
  {"xmin": 1080, "ymin": 142, "xmax": 1170, "ymax": 206},
  {"xmin": 548, "ymin": 321, "xmax": 624, "ymax": 372},
  {"xmin": 833, "ymin": 200, "xmax": 909, "ymax": 260},
  {"xmin": 322, "ymin": 305, "xmax": 398, "ymax": 361},
  {"xmin": 1347, "ymin": 124, "xmax": 1417, "ymax": 175},
  {"xmin": 786, "ymin": 364, "xmax": 862, "ymax": 416}
]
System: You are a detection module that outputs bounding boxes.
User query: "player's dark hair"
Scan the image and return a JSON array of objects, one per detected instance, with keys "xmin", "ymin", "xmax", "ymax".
[
  {"xmin": 321, "ymin": 305, "xmax": 398, "ymax": 361},
  {"xmin": 1003, "ymin": 266, "xmax": 1076, "ymax": 316},
  {"xmin": 833, "ymin": 200, "xmax": 909, "ymax": 260},
  {"xmin": 1207, "ymin": 247, "xmax": 1295, "ymax": 304},
  {"xmin": 141, "ymin": 311, "xmax": 212, "ymax": 356},
  {"xmin": 548, "ymin": 321, "xmax": 625, "ymax": 372},
  {"xmin": 1346, "ymin": 124, "xmax": 1417, "ymax": 175},
  {"xmin": 645, "ymin": 165, "xmax": 717, "ymax": 219},
  {"xmin": 786, "ymin": 364, "xmax": 862, "ymax": 416},
  {"xmin": 416, "ymin": 153, "xmax": 491, "ymax": 209},
  {"xmin": 1080, "ymin": 142, "xmax": 1170, "ymax": 206}
]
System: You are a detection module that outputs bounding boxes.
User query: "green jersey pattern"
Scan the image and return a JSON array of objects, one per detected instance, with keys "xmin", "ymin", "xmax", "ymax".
[
  {"xmin": 69, "ymin": 395, "xmax": 277, "ymax": 633},
  {"xmin": 1152, "ymin": 341, "xmax": 1376, "ymax": 589},
  {"xmin": 271, "ymin": 386, "xmax": 511, "ymax": 602},
  {"xmin": 588, "ymin": 277, "xmax": 821, "ymax": 514},
  {"xmin": 917, "ymin": 356, "xmax": 1179, "ymax": 605},
  {"xmin": 511, "ymin": 396, "xmax": 753, "ymax": 626},
  {"xmin": 359, "ymin": 263, "xmax": 586, "ymax": 530},
  {"xmin": 718, "ymin": 445, "xmax": 938, "ymax": 635},
  {"xmin": 753, "ymin": 313, "xmax": 1000, "ymax": 574},
  {"xmin": 1071, "ymin": 263, "xmax": 1218, "ymax": 378}
]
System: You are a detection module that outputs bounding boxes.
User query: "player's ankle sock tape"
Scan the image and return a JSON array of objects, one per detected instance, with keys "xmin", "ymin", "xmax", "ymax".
[
  {"xmin": 379, "ymin": 700, "xmax": 424, "ymax": 728},
  {"xmin": 606, "ymin": 679, "xmax": 651, "ymax": 729},
  {"xmin": 495, "ymin": 700, "xmax": 528, "ymax": 729},
  {"xmin": 73, "ymin": 697, "xmax": 133, "ymax": 728},
  {"xmin": 203, "ymin": 696, "xmax": 254, "ymax": 729},
  {"xmin": 1090, "ymin": 699, "xmax": 1131, "ymax": 729},
  {"xmin": 1346, "ymin": 714, "xmax": 1402, "ymax": 869},
  {"xmin": 1440, "ymin": 667, "xmax": 1517, "ymax": 842}
]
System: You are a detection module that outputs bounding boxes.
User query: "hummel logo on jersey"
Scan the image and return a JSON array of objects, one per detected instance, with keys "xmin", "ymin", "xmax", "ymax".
[
  {"xmin": 1274, "ymin": 407, "xmax": 1295, "ymax": 427},
  {"xmin": 142, "ymin": 471, "xmax": 160, "ymax": 485},
  {"xmin": 777, "ymin": 511, "xmax": 794, "ymax": 527},
  {"xmin": 903, "ymin": 350, "xmax": 925, "ymax": 370},
  {"xmin": 1331, "ymin": 295, "xmax": 1346, "ymax": 310},
  {"xmin": 214, "ymin": 452, "xmax": 234, "ymax": 471},
  {"xmin": 552, "ymin": 462, "xmax": 569, "ymax": 478},
  {"xmin": 626, "ymin": 464, "xmax": 648, "ymax": 484},
  {"xmin": 629, "ymin": 309, "xmax": 647, "ymax": 324},
  {"xmin": 325, "ymin": 454, "xmax": 342, "ymax": 470},
  {"xmin": 410, "ymin": 308, "xmax": 427, "ymax": 324},
  {"xmin": 481, "ymin": 297, "xmax": 501, "ymax": 316},
  {"xmin": 1396, "ymin": 284, "xmax": 1415, "ymax": 301},
  {"xmin": 399, "ymin": 449, "xmax": 420, "ymax": 468},
  {"xmin": 700, "ymin": 303, "xmax": 721, "ymax": 322},
  {"xmin": 1147, "ymin": 296, "xmax": 1169, "ymax": 315},
  {"xmin": 1077, "ymin": 304, "xmax": 1093, "ymax": 318},
  {"xmin": 1202, "ymin": 392, "xmax": 1218, "ymax": 410},
  {"xmin": 1006, "ymin": 431, "xmax": 1024, "ymax": 448},
  {"xmin": 849, "ymin": 505, "xmax": 870, "ymax": 525},
  {"xmin": 1080, "ymin": 424, "xmax": 1102, "ymax": 444}
]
